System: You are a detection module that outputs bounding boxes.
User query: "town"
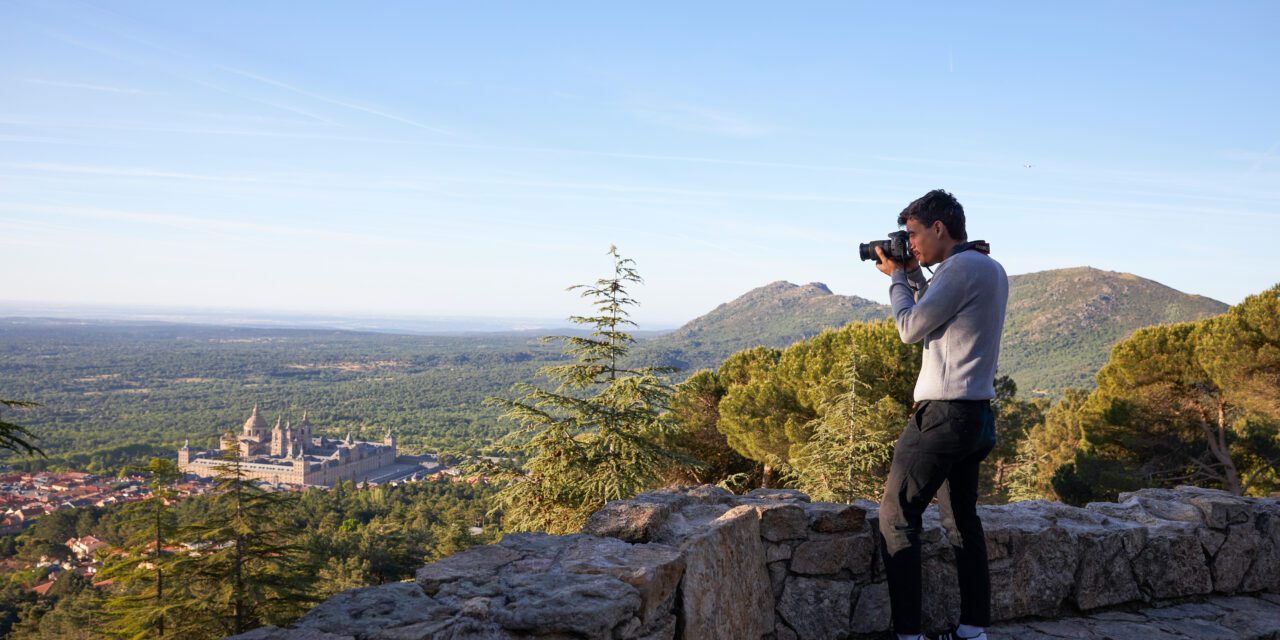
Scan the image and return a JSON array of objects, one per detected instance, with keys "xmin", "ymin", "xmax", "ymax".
[{"xmin": 0, "ymin": 450, "xmax": 480, "ymax": 601}]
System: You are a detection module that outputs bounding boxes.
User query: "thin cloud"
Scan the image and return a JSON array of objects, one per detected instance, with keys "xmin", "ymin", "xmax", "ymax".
[
  {"xmin": 0, "ymin": 134, "xmax": 80, "ymax": 145},
  {"xmin": 624, "ymin": 96, "xmax": 776, "ymax": 137},
  {"xmin": 21, "ymin": 78, "xmax": 159, "ymax": 95},
  {"xmin": 4, "ymin": 162, "xmax": 266, "ymax": 183},
  {"xmin": 219, "ymin": 66, "xmax": 457, "ymax": 135},
  {"xmin": 0, "ymin": 115, "xmax": 416, "ymax": 143},
  {"xmin": 0, "ymin": 201, "xmax": 422, "ymax": 247},
  {"xmin": 187, "ymin": 78, "xmax": 340, "ymax": 126}
]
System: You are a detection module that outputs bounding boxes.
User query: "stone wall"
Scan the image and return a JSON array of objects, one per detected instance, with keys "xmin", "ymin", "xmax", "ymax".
[{"xmin": 237, "ymin": 485, "xmax": 1280, "ymax": 640}]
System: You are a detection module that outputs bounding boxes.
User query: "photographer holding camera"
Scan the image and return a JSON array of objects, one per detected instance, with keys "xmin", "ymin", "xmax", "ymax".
[{"xmin": 863, "ymin": 190, "xmax": 1008, "ymax": 640}]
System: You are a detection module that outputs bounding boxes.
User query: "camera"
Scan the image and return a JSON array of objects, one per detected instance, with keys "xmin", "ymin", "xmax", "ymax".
[{"xmin": 859, "ymin": 231, "xmax": 911, "ymax": 264}]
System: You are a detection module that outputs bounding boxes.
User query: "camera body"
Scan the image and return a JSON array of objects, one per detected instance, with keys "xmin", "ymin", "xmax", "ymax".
[{"xmin": 859, "ymin": 230, "xmax": 911, "ymax": 264}]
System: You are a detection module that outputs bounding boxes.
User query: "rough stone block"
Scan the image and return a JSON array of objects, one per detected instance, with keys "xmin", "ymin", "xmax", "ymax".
[
  {"xmin": 559, "ymin": 537, "xmax": 684, "ymax": 626},
  {"xmin": 1133, "ymin": 526, "xmax": 1213, "ymax": 599},
  {"xmin": 493, "ymin": 571, "xmax": 640, "ymax": 638},
  {"xmin": 921, "ymin": 541, "xmax": 960, "ymax": 632},
  {"xmin": 778, "ymin": 576, "xmax": 855, "ymax": 640},
  {"xmin": 295, "ymin": 582, "xmax": 449, "ymax": 638},
  {"xmin": 1241, "ymin": 504, "xmax": 1280, "ymax": 592},
  {"xmin": 416, "ymin": 545, "xmax": 523, "ymax": 594},
  {"xmin": 1177, "ymin": 485, "xmax": 1254, "ymax": 529},
  {"xmin": 768, "ymin": 561, "xmax": 788, "ymax": 600},
  {"xmin": 582, "ymin": 501, "xmax": 676, "ymax": 543},
  {"xmin": 766, "ymin": 542, "xmax": 793, "ymax": 562},
  {"xmin": 678, "ymin": 504, "xmax": 773, "ymax": 640},
  {"xmin": 790, "ymin": 533, "xmax": 875, "ymax": 578},
  {"xmin": 980, "ymin": 504, "xmax": 1077, "ymax": 619},
  {"xmin": 228, "ymin": 627, "xmax": 354, "ymax": 640},
  {"xmin": 757, "ymin": 503, "xmax": 809, "ymax": 542},
  {"xmin": 805, "ymin": 502, "xmax": 867, "ymax": 533},
  {"xmin": 747, "ymin": 488, "xmax": 811, "ymax": 502},
  {"xmin": 849, "ymin": 580, "xmax": 889, "ymax": 635},
  {"xmin": 1212, "ymin": 522, "xmax": 1262, "ymax": 593}
]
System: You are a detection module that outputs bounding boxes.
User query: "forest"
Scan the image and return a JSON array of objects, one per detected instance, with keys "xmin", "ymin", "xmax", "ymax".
[{"xmin": 0, "ymin": 321, "xmax": 572, "ymax": 470}]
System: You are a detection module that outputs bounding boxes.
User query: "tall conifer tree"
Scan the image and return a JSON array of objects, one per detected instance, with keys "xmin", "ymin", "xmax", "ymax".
[
  {"xmin": 101, "ymin": 458, "xmax": 182, "ymax": 639},
  {"xmin": 164, "ymin": 448, "xmax": 316, "ymax": 637},
  {"xmin": 487, "ymin": 246, "xmax": 681, "ymax": 534}
]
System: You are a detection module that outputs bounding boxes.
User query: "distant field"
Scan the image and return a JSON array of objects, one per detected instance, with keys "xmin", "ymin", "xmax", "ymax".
[{"xmin": 0, "ymin": 319, "xmax": 572, "ymax": 466}]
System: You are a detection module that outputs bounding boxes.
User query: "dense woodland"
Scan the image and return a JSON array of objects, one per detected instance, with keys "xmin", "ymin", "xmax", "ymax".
[
  {"xmin": 0, "ymin": 468, "xmax": 495, "ymax": 639},
  {"xmin": 0, "ymin": 321, "xmax": 572, "ymax": 469}
]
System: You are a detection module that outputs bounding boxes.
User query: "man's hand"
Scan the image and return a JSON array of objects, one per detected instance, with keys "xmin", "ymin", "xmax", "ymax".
[{"xmin": 873, "ymin": 246, "xmax": 918, "ymax": 276}]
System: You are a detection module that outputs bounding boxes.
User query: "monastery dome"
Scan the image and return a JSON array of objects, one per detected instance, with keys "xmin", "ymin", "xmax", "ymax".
[{"xmin": 243, "ymin": 404, "xmax": 269, "ymax": 431}]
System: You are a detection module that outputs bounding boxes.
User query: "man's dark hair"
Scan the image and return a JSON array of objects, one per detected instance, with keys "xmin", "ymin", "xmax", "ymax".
[{"xmin": 897, "ymin": 189, "xmax": 967, "ymax": 241}]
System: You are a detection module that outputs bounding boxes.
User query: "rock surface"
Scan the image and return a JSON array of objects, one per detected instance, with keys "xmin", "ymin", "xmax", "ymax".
[{"xmin": 236, "ymin": 485, "xmax": 1280, "ymax": 640}]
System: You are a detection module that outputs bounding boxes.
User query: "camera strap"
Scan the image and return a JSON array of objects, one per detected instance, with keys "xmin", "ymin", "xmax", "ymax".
[
  {"xmin": 922, "ymin": 240, "xmax": 992, "ymax": 280},
  {"xmin": 950, "ymin": 240, "xmax": 990, "ymax": 257}
]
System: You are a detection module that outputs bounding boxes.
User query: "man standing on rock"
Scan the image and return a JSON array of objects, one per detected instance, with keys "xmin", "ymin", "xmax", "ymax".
[{"xmin": 870, "ymin": 189, "xmax": 1007, "ymax": 640}]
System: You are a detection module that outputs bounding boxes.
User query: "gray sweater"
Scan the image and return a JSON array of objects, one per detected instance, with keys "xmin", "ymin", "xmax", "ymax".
[{"xmin": 889, "ymin": 249, "xmax": 1008, "ymax": 402}]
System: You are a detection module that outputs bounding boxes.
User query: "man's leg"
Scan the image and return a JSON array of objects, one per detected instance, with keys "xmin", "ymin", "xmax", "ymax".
[
  {"xmin": 936, "ymin": 416, "xmax": 994, "ymax": 629},
  {"xmin": 879, "ymin": 402, "xmax": 961, "ymax": 636}
]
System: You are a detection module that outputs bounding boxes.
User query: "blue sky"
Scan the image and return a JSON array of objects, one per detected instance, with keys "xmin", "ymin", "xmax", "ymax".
[{"xmin": 2, "ymin": 1, "xmax": 1277, "ymax": 327}]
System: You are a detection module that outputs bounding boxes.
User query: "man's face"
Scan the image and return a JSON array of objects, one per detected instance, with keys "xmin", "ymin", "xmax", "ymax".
[{"xmin": 904, "ymin": 218, "xmax": 949, "ymax": 267}]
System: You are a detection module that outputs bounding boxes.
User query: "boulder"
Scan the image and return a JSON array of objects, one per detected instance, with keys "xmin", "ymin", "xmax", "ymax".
[
  {"xmin": 678, "ymin": 504, "xmax": 773, "ymax": 640},
  {"xmin": 228, "ymin": 628, "xmax": 354, "ymax": 640},
  {"xmin": 559, "ymin": 537, "xmax": 684, "ymax": 626},
  {"xmin": 1132, "ymin": 525, "xmax": 1213, "ymax": 599},
  {"xmin": 582, "ymin": 501, "xmax": 677, "ymax": 544},
  {"xmin": 1212, "ymin": 522, "xmax": 1262, "ymax": 593},
  {"xmin": 746, "ymin": 488, "xmax": 811, "ymax": 502},
  {"xmin": 979, "ymin": 503, "xmax": 1078, "ymax": 619},
  {"xmin": 804, "ymin": 502, "xmax": 867, "ymax": 534},
  {"xmin": 492, "ymin": 571, "xmax": 641, "ymax": 638},
  {"xmin": 850, "ymin": 581, "xmax": 890, "ymax": 635},
  {"xmin": 294, "ymin": 582, "xmax": 450, "ymax": 639},
  {"xmin": 416, "ymin": 545, "xmax": 523, "ymax": 594},
  {"xmin": 777, "ymin": 576, "xmax": 855, "ymax": 640},
  {"xmin": 790, "ymin": 533, "xmax": 875, "ymax": 579},
  {"xmin": 756, "ymin": 503, "xmax": 809, "ymax": 542}
]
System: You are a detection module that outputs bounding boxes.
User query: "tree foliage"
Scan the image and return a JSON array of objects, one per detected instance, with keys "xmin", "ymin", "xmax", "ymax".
[
  {"xmin": 1006, "ymin": 388, "xmax": 1089, "ymax": 501},
  {"xmin": 0, "ymin": 400, "xmax": 43, "ymax": 458},
  {"xmin": 788, "ymin": 320, "xmax": 919, "ymax": 502},
  {"xmin": 161, "ymin": 449, "xmax": 318, "ymax": 637},
  {"xmin": 486, "ymin": 247, "xmax": 682, "ymax": 534},
  {"xmin": 659, "ymin": 370, "xmax": 757, "ymax": 489},
  {"xmin": 1056, "ymin": 284, "xmax": 1280, "ymax": 502}
]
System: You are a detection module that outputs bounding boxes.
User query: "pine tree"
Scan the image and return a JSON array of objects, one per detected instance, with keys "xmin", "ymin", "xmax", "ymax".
[
  {"xmin": 101, "ymin": 458, "xmax": 182, "ymax": 639},
  {"xmin": 789, "ymin": 345, "xmax": 906, "ymax": 503},
  {"xmin": 0, "ymin": 400, "xmax": 43, "ymax": 457},
  {"xmin": 1006, "ymin": 389, "xmax": 1089, "ymax": 502},
  {"xmin": 163, "ymin": 448, "xmax": 317, "ymax": 637},
  {"xmin": 486, "ymin": 246, "xmax": 682, "ymax": 534}
]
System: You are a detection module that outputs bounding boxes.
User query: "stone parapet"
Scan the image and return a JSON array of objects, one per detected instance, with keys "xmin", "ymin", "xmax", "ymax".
[{"xmin": 234, "ymin": 485, "xmax": 1280, "ymax": 639}]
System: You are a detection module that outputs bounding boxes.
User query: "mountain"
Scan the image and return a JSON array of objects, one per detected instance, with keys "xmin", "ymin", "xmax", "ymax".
[
  {"xmin": 633, "ymin": 281, "xmax": 890, "ymax": 371},
  {"xmin": 636, "ymin": 268, "xmax": 1228, "ymax": 396},
  {"xmin": 1002, "ymin": 267, "xmax": 1228, "ymax": 395}
]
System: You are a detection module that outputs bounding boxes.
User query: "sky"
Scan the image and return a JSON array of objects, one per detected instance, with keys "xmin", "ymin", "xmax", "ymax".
[{"xmin": 2, "ymin": 1, "xmax": 1278, "ymax": 328}]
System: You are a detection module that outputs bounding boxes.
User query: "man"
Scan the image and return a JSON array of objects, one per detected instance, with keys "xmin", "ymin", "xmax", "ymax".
[{"xmin": 871, "ymin": 189, "xmax": 1008, "ymax": 640}]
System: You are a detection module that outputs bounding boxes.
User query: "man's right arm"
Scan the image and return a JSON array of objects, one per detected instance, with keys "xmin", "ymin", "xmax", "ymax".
[
  {"xmin": 889, "ymin": 265, "xmax": 967, "ymax": 344},
  {"xmin": 905, "ymin": 267, "xmax": 928, "ymax": 300}
]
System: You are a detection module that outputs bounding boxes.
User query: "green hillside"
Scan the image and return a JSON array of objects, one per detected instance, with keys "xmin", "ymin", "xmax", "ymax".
[
  {"xmin": 636, "ymin": 269, "xmax": 1227, "ymax": 395},
  {"xmin": 633, "ymin": 281, "xmax": 890, "ymax": 371},
  {"xmin": 1002, "ymin": 267, "xmax": 1228, "ymax": 394}
]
